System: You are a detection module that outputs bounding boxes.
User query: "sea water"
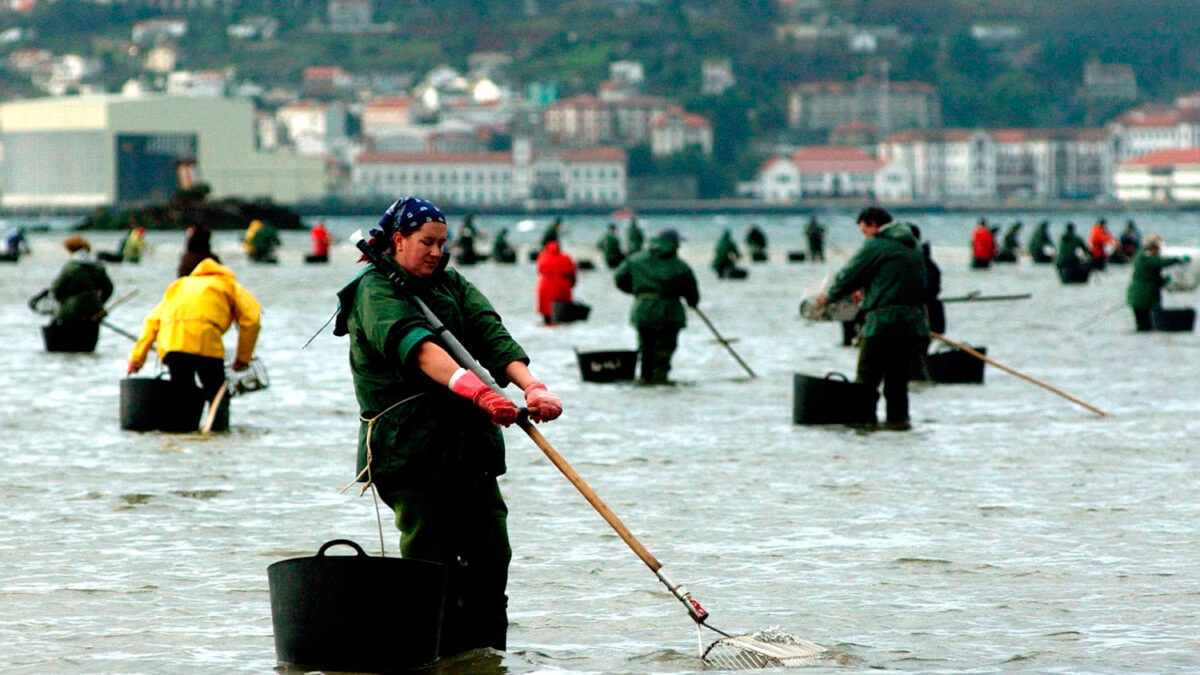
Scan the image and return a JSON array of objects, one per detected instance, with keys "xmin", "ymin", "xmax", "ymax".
[{"xmin": 1, "ymin": 211, "xmax": 1199, "ymax": 673}]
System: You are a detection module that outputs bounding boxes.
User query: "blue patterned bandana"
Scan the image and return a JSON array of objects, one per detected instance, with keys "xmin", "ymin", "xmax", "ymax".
[{"xmin": 371, "ymin": 196, "xmax": 447, "ymax": 240}]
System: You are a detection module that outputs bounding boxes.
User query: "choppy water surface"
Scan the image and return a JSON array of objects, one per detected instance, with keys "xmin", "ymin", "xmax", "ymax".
[{"xmin": 1, "ymin": 211, "xmax": 1199, "ymax": 674}]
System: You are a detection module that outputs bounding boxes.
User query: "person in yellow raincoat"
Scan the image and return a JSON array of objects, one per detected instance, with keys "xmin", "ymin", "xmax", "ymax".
[{"xmin": 126, "ymin": 257, "xmax": 262, "ymax": 413}]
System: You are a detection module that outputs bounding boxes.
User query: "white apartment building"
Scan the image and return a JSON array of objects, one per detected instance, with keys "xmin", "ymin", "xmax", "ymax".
[
  {"xmin": 275, "ymin": 101, "xmax": 348, "ymax": 156},
  {"xmin": 351, "ymin": 140, "xmax": 626, "ymax": 208},
  {"xmin": 544, "ymin": 94, "xmax": 673, "ymax": 147},
  {"xmin": 788, "ymin": 77, "xmax": 941, "ymax": 133},
  {"xmin": 755, "ymin": 146, "xmax": 884, "ymax": 203},
  {"xmin": 650, "ymin": 108, "xmax": 712, "ymax": 157},
  {"xmin": 1109, "ymin": 103, "xmax": 1200, "ymax": 161},
  {"xmin": 1113, "ymin": 148, "xmax": 1200, "ymax": 202}
]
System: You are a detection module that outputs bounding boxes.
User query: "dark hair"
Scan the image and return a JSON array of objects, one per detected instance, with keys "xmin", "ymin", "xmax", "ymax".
[{"xmin": 857, "ymin": 206, "xmax": 892, "ymax": 227}]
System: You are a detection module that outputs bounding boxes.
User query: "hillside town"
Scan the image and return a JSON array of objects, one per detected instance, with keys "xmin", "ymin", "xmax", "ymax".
[{"xmin": 2, "ymin": 1, "xmax": 1200, "ymax": 211}]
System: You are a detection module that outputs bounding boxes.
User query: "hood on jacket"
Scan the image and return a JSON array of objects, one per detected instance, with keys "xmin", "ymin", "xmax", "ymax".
[
  {"xmin": 189, "ymin": 257, "xmax": 236, "ymax": 279},
  {"xmin": 648, "ymin": 236, "xmax": 679, "ymax": 257},
  {"xmin": 876, "ymin": 222, "xmax": 919, "ymax": 250},
  {"xmin": 542, "ymin": 241, "xmax": 561, "ymax": 256}
]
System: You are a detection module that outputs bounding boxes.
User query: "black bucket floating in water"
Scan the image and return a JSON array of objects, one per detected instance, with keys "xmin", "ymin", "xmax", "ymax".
[
  {"xmin": 576, "ymin": 349, "xmax": 637, "ymax": 382},
  {"xmin": 926, "ymin": 346, "xmax": 986, "ymax": 384},
  {"xmin": 119, "ymin": 375, "xmax": 205, "ymax": 432},
  {"xmin": 268, "ymin": 539, "xmax": 448, "ymax": 674},
  {"xmin": 577, "ymin": 259, "xmax": 596, "ymax": 270},
  {"xmin": 552, "ymin": 301, "xmax": 591, "ymax": 323},
  {"xmin": 1058, "ymin": 264, "xmax": 1090, "ymax": 284},
  {"xmin": 787, "ymin": 250, "xmax": 807, "ymax": 262},
  {"xmin": 1151, "ymin": 307, "xmax": 1196, "ymax": 332},
  {"xmin": 793, "ymin": 372, "xmax": 877, "ymax": 425},
  {"xmin": 42, "ymin": 321, "xmax": 99, "ymax": 353}
]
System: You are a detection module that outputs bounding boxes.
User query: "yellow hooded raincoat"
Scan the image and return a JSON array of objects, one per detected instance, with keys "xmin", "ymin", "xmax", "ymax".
[{"xmin": 129, "ymin": 258, "xmax": 261, "ymax": 368}]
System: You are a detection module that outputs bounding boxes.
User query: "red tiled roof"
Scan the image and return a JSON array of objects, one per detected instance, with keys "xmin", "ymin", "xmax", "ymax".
[
  {"xmin": 1120, "ymin": 148, "xmax": 1200, "ymax": 168},
  {"xmin": 304, "ymin": 66, "xmax": 345, "ymax": 79},
  {"xmin": 365, "ymin": 97, "xmax": 413, "ymax": 109},
  {"xmin": 559, "ymin": 147, "xmax": 626, "ymax": 162},
  {"xmin": 789, "ymin": 146, "xmax": 882, "ymax": 173},
  {"xmin": 358, "ymin": 152, "xmax": 514, "ymax": 165}
]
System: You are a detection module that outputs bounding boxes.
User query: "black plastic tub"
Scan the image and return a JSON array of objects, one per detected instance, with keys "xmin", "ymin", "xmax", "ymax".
[
  {"xmin": 119, "ymin": 376, "xmax": 205, "ymax": 432},
  {"xmin": 268, "ymin": 539, "xmax": 447, "ymax": 674},
  {"xmin": 42, "ymin": 321, "xmax": 99, "ymax": 353},
  {"xmin": 552, "ymin": 301, "xmax": 591, "ymax": 323},
  {"xmin": 1058, "ymin": 264, "xmax": 1090, "ymax": 284},
  {"xmin": 793, "ymin": 372, "xmax": 877, "ymax": 424},
  {"xmin": 576, "ymin": 349, "xmax": 637, "ymax": 382},
  {"xmin": 787, "ymin": 250, "xmax": 807, "ymax": 262},
  {"xmin": 1151, "ymin": 307, "xmax": 1196, "ymax": 332},
  {"xmin": 926, "ymin": 346, "xmax": 986, "ymax": 384}
]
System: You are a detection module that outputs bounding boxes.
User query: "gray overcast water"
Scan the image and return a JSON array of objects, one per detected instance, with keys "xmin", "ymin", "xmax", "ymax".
[{"xmin": 2, "ymin": 211, "xmax": 1199, "ymax": 673}]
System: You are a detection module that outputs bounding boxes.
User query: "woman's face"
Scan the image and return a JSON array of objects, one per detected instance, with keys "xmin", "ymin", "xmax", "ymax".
[{"xmin": 392, "ymin": 222, "xmax": 448, "ymax": 277}]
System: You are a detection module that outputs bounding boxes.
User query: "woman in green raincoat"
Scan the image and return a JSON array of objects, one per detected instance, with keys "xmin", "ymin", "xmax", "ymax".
[
  {"xmin": 1126, "ymin": 235, "xmax": 1189, "ymax": 331},
  {"xmin": 334, "ymin": 196, "xmax": 564, "ymax": 656}
]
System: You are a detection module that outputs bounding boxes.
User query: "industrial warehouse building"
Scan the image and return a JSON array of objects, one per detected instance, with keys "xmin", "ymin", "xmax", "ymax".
[{"xmin": 0, "ymin": 94, "xmax": 326, "ymax": 209}]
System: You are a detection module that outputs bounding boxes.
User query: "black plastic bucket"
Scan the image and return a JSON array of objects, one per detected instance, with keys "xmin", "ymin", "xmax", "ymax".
[
  {"xmin": 1151, "ymin": 307, "xmax": 1196, "ymax": 332},
  {"xmin": 119, "ymin": 376, "xmax": 205, "ymax": 432},
  {"xmin": 793, "ymin": 372, "xmax": 877, "ymax": 425},
  {"xmin": 577, "ymin": 259, "xmax": 596, "ymax": 270},
  {"xmin": 268, "ymin": 539, "xmax": 448, "ymax": 673},
  {"xmin": 576, "ymin": 349, "xmax": 637, "ymax": 382},
  {"xmin": 1058, "ymin": 263, "xmax": 1090, "ymax": 284},
  {"xmin": 787, "ymin": 250, "xmax": 807, "ymax": 262},
  {"xmin": 552, "ymin": 301, "xmax": 591, "ymax": 323},
  {"xmin": 751, "ymin": 251, "xmax": 768, "ymax": 262},
  {"xmin": 926, "ymin": 346, "xmax": 986, "ymax": 384},
  {"xmin": 42, "ymin": 321, "xmax": 99, "ymax": 353}
]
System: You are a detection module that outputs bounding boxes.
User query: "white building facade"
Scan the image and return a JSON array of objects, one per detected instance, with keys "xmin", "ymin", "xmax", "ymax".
[{"xmin": 1113, "ymin": 148, "xmax": 1200, "ymax": 202}]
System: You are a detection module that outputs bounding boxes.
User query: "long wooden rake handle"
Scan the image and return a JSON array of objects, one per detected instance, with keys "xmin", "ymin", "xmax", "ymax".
[{"xmin": 931, "ymin": 332, "xmax": 1108, "ymax": 417}]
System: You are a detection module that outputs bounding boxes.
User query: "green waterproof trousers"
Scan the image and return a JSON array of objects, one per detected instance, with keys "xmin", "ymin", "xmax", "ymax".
[
  {"xmin": 856, "ymin": 336, "xmax": 923, "ymax": 424},
  {"xmin": 637, "ymin": 326, "xmax": 679, "ymax": 384},
  {"xmin": 379, "ymin": 476, "xmax": 511, "ymax": 656}
]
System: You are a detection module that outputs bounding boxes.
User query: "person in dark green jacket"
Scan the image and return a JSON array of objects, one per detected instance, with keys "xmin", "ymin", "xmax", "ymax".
[
  {"xmin": 50, "ymin": 235, "xmax": 114, "ymax": 327},
  {"xmin": 333, "ymin": 196, "xmax": 564, "ymax": 656},
  {"xmin": 614, "ymin": 229, "xmax": 700, "ymax": 384},
  {"xmin": 1055, "ymin": 222, "xmax": 1092, "ymax": 283},
  {"xmin": 626, "ymin": 218, "xmax": 644, "ymax": 254},
  {"xmin": 712, "ymin": 229, "xmax": 744, "ymax": 278},
  {"xmin": 1126, "ymin": 235, "xmax": 1189, "ymax": 331},
  {"xmin": 598, "ymin": 223, "xmax": 625, "ymax": 269},
  {"xmin": 1028, "ymin": 220, "xmax": 1054, "ymax": 264},
  {"xmin": 816, "ymin": 207, "xmax": 927, "ymax": 429}
]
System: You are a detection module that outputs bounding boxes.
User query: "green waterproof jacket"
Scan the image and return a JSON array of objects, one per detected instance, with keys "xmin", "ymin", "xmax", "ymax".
[
  {"xmin": 1056, "ymin": 232, "xmax": 1089, "ymax": 267},
  {"xmin": 51, "ymin": 258, "xmax": 113, "ymax": 323},
  {"xmin": 599, "ymin": 232, "xmax": 624, "ymax": 267},
  {"xmin": 827, "ymin": 221, "xmax": 929, "ymax": 338},
  {"xmin": 1126, "ymin": 250, "xmax": 1185, "ymax": 311},
  {"xmin": 614, "ymin": 237, "xmax": 699, "ymax": 330},
  {"xmin": 333, "ymin": 263, "xmax": 528, "ymax": 488}
]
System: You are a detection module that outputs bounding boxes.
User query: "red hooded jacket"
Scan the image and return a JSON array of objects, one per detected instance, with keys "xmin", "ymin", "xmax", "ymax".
[
  {"xmin": 972, "ymin": 225, "xmax": 996, "ymax": 262},
  {"xmin": 536, "ymin": 241, "xmax": 576, "ymax": 317}
]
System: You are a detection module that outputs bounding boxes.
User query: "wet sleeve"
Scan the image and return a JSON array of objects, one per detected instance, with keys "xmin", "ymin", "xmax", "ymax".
[
  {"xmin": 130, "ymin": 298, "xmax": 165, "ymax": 366},
  {"xmin": 827, "ymin": 246, "xmax": 877, "ymax": 303},
  {"xmin": 357, "ymin": 274, "xmax": 436, "ymax": 369}
]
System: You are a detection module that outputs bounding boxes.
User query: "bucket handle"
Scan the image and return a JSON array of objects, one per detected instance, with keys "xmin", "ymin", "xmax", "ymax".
[
  {"xmin": 316, "ymin": 539, "xmax": 368, "ymax": 558},
  {"xmin": 823, "ymin": 371, "xmax": 850, "ymax": 382}
]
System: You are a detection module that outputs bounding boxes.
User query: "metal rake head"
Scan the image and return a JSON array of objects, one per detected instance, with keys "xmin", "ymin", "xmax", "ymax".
[{"xmin": 702, "ymin": 627, "xmax": 826, "ymax": 670}]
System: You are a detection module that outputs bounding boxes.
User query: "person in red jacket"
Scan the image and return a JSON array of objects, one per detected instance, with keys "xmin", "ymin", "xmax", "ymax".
[
  {"xmin": 971, "ymin": 218, "xmax": 996, "ymax": 269},
  {"xmin": 306, "ymin": 220, "xmax": 331, "ymax": 263},
  {"xmin": 536, "ymin": 239, "xmax": 577, "ymax": 324},
  {"xmin": 1088, "ymin": 218, "xmax": 1118, "ymax": 270}
]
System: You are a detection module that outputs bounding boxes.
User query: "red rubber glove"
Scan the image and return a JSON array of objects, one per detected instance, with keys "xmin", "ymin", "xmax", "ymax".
[
  {"xmin": 524, "ymin": 381, "xmax": 563, "ymax": 423},
  {"xmin": 449, "ymin": 368, "xmax": 518, "ymax": 426}
]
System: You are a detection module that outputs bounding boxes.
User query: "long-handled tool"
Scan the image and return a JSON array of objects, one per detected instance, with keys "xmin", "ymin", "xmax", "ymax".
[
  {"xmin": 932, "ymin": 332, "xmax": 1108, "ymax": 417},
  {"xmin": 349, "ymin": 231, "xmax": 821, "ymax": 668},
  {"xmin": 691, "ymin": 306, "xmax": 756, "ymax": 379},
  {"xmin": 91, "ymin": 289, "xmax": 138, "ymax": 321},
  {"xmin": 941, "ymin": 292, "xmax": 1032, "ymax": 303}
]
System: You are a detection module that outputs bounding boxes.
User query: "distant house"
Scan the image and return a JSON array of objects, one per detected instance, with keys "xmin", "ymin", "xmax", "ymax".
[
  {"xmin": 328, "ymin": 0, "xmax": 373, "ymax": 33},
  {"xmin": 544, "ymin": 94, "xmax": 674, "ymax": 147},
  {"xmin": 351, "ymin": 139, "xmax": 626, "ymax": 208},
  {"xmin": 165, "ymin": 70, "xmax": 229, "ymax": 98},
  {"xmin": 131, "ymin": 19, "xmax": 187, "ymax": 45},
  {"xmin": 1083, "ymin": 58, "xmax": 1138, "ymax": 103},
  {"xmin": 303, "ymin": 66, "xmax": 352, "ymax": 99},
  {"xmin": 275, "ymin": 101, "xmax": 348, "ymax": 157},
  {"xmin": 787, "ymin": 76, "xmax": 940, "ymax": 135},
  {"xmin": 361, "ymin": 97, "xmax": 414, "ymax": 137},
  {"xmin": 1114, "ymin": 148, "xmax": 1200, "ymax": 202},
  {"xmin": 650, "ymin": 108, "xmax": 712, "ymax": 157},
  {"xmin": 1109, "ymin": 103, "xmax": 1200, "ymax": 162},
  {"xmin": 755, "ymin": 146, "xmax": 884, "ymax": 203},
  {"xmin": 701, "ymin": 59, "xmax": 735, "ymax": 96}
]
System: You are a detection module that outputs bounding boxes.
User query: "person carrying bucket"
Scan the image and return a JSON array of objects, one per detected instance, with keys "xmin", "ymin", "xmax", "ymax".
[
  {"xmin": 815, "ymin": 207, "xmax": 927, "ymax": 430},
  {"xmin": 598, "ymin": 223, "xmax": 625, "ymax": 269},
  {"xmin": 711, "ymin": 228, "xmax": 744, "ymax": 279},
  {"xmin": 332, "ymin": 195, "xmax": 563, "ymax": 656},
  {"xmin": 1126, "ymin": 235, "xmax": 1189, "ymax": 331},
  {"xmin": 48, "ymin": 235, "xmax": 113, "ymax": 332},
  {"xmin": 613, "ymin": 228, "xmax": 700, "ymax": 384},
  {"xmin": 1056, "ymin": 222, "xmax": 1092, "ymax": 282},
  {"xmin": 126, "ymin": 256, "xmax": 261, "ymax": 421}
]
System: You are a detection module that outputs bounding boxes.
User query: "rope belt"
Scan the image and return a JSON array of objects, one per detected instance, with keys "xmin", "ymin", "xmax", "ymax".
[{"xmin": 338, "ymin": 391, "xmax": 426, "ymax": 556}]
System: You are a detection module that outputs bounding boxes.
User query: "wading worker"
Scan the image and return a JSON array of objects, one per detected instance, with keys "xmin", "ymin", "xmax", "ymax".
[
  {"xmin": 816, "ymin": 207, "xmax": 927, "ymax": 429},
  {"xmin": 1127, "ymin": 235, "xmax": 1189, "ymax": 332},
  {"xmin": 126, "ymin": 256, "xmax": 261, "ymax": 420},
  {"xmin": 332, "ymin": 195, "xmax": 563, "ymax": 656},
  {"xmin": 49, "ymin": 235, "xmax": 113, "ymax": 332},
  {"xmin": 614, "ymin": 228, "xmax": 700, "ymax": 384}
]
